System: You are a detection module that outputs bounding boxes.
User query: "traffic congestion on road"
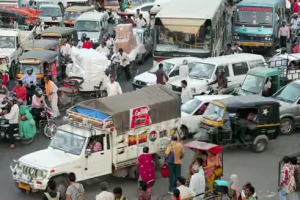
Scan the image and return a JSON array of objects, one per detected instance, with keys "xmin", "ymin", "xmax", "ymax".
[{"xmin": 0, "ymin": 0, "xmax": 300, "ymax": 200}]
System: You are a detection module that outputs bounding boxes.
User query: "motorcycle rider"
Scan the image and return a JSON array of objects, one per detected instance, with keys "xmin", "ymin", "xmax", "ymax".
[
  {"xmin": 31, "ymin": 88, "xmax": 46, "ymax": 123},
  {"xmin": 20, "ymin": 67, "xmax": 36, "ymax": 104},
  {"xmin": 207, "ymin": 68, "xmax": 228, "ymax": 94},
  {"xmin": 3, "ymin": 97, "xmax": 19, "ymax": 149},
  {"xmin": 96, "ymin": 41, "xmax": 110, "ymax": 57},
  {"xmin": 77, "ymin": 33, "xmax": 87, "ymax": 49}
]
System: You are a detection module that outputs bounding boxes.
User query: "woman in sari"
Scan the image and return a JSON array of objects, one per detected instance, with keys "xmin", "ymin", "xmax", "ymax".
[
  {"xmin": 138, "ymin": 146, "xmax": 155, "ymax": 189},
  {"xmin": 19, "ymin": 104, "xmax": 36, "ymax": 139},
  {"xmin": 204, "ymin": 151, "xmax": 222, "ymax": 191},
  {"xmin": 188, "ymin": 150, "xmax": 207, "ymax": 180},
  {"xmin": 229, "ymin": 174, "xmax": 240, "ymax": 200}
]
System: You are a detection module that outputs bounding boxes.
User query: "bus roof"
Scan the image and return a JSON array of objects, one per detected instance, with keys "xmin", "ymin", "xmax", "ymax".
[
  {"xmin": 156, "ymin": 0, "xmax": 224, "ymax": 19},
  {"xmin": 237, "ymin": 0, "xmax": 285, "ymax": 7}
]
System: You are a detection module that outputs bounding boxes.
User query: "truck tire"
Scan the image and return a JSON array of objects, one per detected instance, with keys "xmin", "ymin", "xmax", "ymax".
[{"xmin": 53, "ymin": 175, "xmax": 68, "ymax": 199}]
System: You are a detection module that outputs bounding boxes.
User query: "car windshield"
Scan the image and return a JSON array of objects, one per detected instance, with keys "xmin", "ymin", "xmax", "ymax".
[
  {"xmin": 148, "ymin": 61, "xmax": 174, "ymax": 74},
  {"xmin": 236, "ymin": 6, "xmax": 273, "ymax": 26},
  {"xmin": 105, "ymin": 0, "xmax": 119, "ymax": 6},
  {"xmin": 241, "ymin": 74, "xmax": 265, "ymax": 94},
  {"xmin": 64, "ymin": 11, "xmax": 81, "ymax": 20},
  {"xmin": 189, "ymin": 62, "xmax": 215, "ymax": 79},
  {"xmin": 75, "ymin": 20, "xmax": 100, "ymax": 32},
  {"xmin": 49, "ymin": 129, "xmax": 86, "ymax": 155},
  {"xmin": 40, "ymin": 7, "xmax": 62, "ymax": 17},
  {"xmin": 0, "ymin": 36, "xmax": 15, "ymax": 48},
  {"xmin": 181, "ymin": 98, "xmax": 202, "ymax": 114},
  {"xmin": 203, "ymin": 103, "xmax": 224, "ymax": 121},
  {"xmin": 19, "ymin": 64, "xmax": 41, "ymax": 74},
  {"xmin": 273, "ymin": 82, "xmax": 300, "ymax": 104}
]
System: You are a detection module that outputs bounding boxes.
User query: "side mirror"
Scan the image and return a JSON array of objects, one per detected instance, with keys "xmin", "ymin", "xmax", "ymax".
[{"xmin": 85, "ymin": 149, "xmax": 91, "ymax": 156}]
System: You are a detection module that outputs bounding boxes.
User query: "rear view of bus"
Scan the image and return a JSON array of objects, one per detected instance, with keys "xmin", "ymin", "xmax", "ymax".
[{"xmin": 152, "ymin": 0, "xmax": 226, "ymax": 66}]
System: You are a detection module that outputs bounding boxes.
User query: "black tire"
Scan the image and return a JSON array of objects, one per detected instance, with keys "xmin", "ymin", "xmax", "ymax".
[
  {"xmin": 53, "ymin": 175, "xmax": 68, "ymax": 199},
  {"xmin": 280, "ymin": 118, "xmax": 294, "ymax": 135},
  {"xmin": 43, "ymin": 120, "xmax": 57, "ymax": 138},
  {"xmin": 252, "ymin": 138, "xmax": 268, "ymax": 153}
]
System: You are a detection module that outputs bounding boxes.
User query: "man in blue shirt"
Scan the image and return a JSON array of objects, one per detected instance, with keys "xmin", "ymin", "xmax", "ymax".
[{"xmin": 20, "ymin": 67, "xmax": 36, "ymax": 104}]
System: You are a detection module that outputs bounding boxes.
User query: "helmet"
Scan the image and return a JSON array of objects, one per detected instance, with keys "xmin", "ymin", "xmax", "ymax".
[
  {"xmin": 81, "ymin": 33, "xmax": 87, "ymax": 40},
  {"xmin": 27, "ymin": 67, "xmax": 33, "ymax": 72},
  {"xmin": 218, "ymin": 67, "xmax": 225, "ymax": 75},
  {"xmin": 8, "ymin": 96, "xmax": 17, "ymax": 103},
  {"xmin": 35, "ymin": 88, "xmax": 43, "ymax": 97}
]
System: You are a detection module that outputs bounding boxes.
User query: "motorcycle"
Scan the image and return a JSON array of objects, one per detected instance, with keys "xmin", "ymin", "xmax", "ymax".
[{"xmin": 0, "ymin": 115, "xmax": 34, "ymax": 145}]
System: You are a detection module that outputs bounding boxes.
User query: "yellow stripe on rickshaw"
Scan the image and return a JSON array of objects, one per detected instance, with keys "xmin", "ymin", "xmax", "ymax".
[
  {"xmin": 65, "ymin": 9, "xmax": 81, "ymax": 12},
  {"xmin": 257, "ymin": 123, "xmax": 280, "ymax": 127},
  {"xmin": 41, "ymin": 33, "xmax": 62, "ymax": 37},
  {"xmin": 201, "ymin": 118, "xmax": 223, "ymax": 127}
]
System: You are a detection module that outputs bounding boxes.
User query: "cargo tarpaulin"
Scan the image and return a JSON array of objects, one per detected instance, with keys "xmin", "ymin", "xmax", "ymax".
[{"xmin": 76, "ymin": 85, "xmax": 181, "ymax": 133}]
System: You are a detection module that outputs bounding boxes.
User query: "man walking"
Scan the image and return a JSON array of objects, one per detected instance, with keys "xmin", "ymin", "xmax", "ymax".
[
  {"xmin": 42, "ymin": 180, "xmax": 63, "ymax": 200},
  {"xmin": 96, "ymin": 182, "xmax": 114, "ymax": 200},
  {"xmin": 181, "ymin": 80, "xmax": 192, "ymax": 104},
  {"xmin": 165, "ymin": 135, "xmax": 184, "ymax": 194},
  {"xmin": 107, "ymin": 76, "xmax": 122, "ymax": 96},
  {"xmin": 66, "ymin": 172, "xmax": 85, "ymax": 200},
  {"xmin": 44, "ymin": 76, "xmax": 60, "ymax": 117},
  {"xmin": 279, "ymin": 22, "xmax": 290, "ymax": 48},
  {"xmin": 155, "ymin": 63, "xmax": 168, "ymax": 85},
  {"xmin": 279, "ymin": 156, "xmax": 291, "ymax": 200}
]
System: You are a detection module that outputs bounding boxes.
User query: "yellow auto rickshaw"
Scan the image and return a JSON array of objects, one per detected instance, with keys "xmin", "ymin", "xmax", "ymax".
[
  {"xmin": 21, "ymin": 40, "xmax": 60, "ymax": 53},
  {"xmin": 41, "ymin": 27, "xmax": 78, "ymax": 45},
  {"xmin": 63, "ymin": 6, "xmax": 94, "ymax": 27},
  {"xmin": 17, "ymin": 50, "xmax": 60, "ymax": 83}
]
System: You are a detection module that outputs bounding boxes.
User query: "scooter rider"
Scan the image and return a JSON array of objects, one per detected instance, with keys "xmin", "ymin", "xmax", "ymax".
[
  {"xmin": 207, "ymin": 68, "xmax": 228, "ymax": 94},
  {"xmin": 20, "ymin": 67, "xmax": 36, "ymax": 104},
  {"xmin": 31, "ymin": 88, "xmax": 46, "ymax": 123}
]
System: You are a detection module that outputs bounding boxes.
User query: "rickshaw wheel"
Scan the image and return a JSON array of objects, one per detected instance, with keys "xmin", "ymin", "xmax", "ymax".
[
  {"xmin": 280, "ymin": 118, "xmax": 294, "ymax": 135},
  {"xmin": 252, "ymin": 138, "xmax": 268, "ymax": 153}
]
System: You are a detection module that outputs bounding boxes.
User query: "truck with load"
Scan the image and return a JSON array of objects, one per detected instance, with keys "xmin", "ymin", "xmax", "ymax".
[{"xmin": 10, "ymin": 85, "xmax": 181, "ymax": 195}]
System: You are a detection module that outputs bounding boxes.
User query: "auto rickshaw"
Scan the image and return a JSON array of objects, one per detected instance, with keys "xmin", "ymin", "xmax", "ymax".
[
  {"xmin": 17, "ymin": 50, "xmax": 61, "ymax": 84},
  {"xmin": 40, "ymin": 27, "xmax": 78, "ymax": 44},
  {"xmin": 21, "ymin": 40, "xmax": 60, "ymax": 52},
  {"xmin": 194, "ymin": 95, "xmax": 280, "ymax": 153},
  {"xmin": 185, "ymin": 141, "xmax": 223, "ymax": 193},
  {"xmin": 63, "ymin": 6, "xmax": 94, "ymax": 27}
]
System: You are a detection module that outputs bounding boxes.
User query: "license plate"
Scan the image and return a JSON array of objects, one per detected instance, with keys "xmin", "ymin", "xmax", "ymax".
[
  {"xmin": 241, "ymin": 42, "xmax": 261, "ymax": 46},
  {"xmin": 18, "ymin": 183, "xmax": 30, "ymax": 191},
  {"xmin": 170, "ymin": 129, "xmax": 175, "ymax": 135}
]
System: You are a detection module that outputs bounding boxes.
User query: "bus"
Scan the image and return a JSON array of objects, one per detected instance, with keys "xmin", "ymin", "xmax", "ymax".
[{"xmin": 153, "ymin": 0, "xmax": 226, "ymax": 66}]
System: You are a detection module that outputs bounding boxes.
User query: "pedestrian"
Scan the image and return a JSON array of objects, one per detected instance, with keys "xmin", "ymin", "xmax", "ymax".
[
  {"xmin": 113, "ymin": 187, "xmax": 127, "ymax": 200},
  {"xmin": 95, "ymin": 182, "xmax": 114, "ymax": 200},
  {"xmin": 179, "ymin": 60, "xmax": 189, "ymax": 78},
  {"xmin": 99, "ymin": 69, "xmax": 110, "ymax": 93},
  {"xmin": 4, "ymin": 97, "xmax": 19, "ymax": 149},
  {"xmin": 115, "ymin": 48, "xmax": 131, "ymax": 81},
  {"xmin": 44, "ymin": 76, "xmax": 60, "ymax": 117},
  {"xmin": 181, "ymin": 80, "xmax": 192, "ymax": 104},
  {"xmin": 229, "ymin": 174, "xmax": 240, "ymax": 200},
  {"xmin": 11, "ymin": 80, "xmax": 27, "ymax": 105},
  {"xmin": 177, "ymin": 176, "xmax": 195, "ymax": 199},
  {"xmin": 42, "ymin": 180, "xmax": 63, "ymax": 200},
  {"xmin": 165, "ymin": 135, "xmax": 184, "ymax": 193},
  {"xmin": 244, "ymin": 185, "xmax": 256, "ymax": 200},
  {"xmin": 66, "ymin": 172, "xmax": 85, "ymax": 200},
  {"xmin": 155, "ymin": 63, "xmax": 168, "ymax": 84},
  {"xmin": 289, "ymin": 157, "xmax": 299, "ymax": 200},
  {"xmin": 138, "ymin": 181, "xmax": 151, "ymax": 200},
  {"xmin": 138, "ymin": 146, "xmax": 155, "ymax": 189},
  {"xmin": 279, "ymin": 22, "xmax": 290, "ymax": 48},
  {"xmin": 241, "ymin": 182, "xmax": 257, "ymax": 200},
  {"xmin": 172, "ymin": 188, "xmax": 181, "ymax": 200},
  {"xmin": 189, "ymin": 158, "xmax": 205, "ymax": 200},
  {"xmin": 279, "ymin": 156, "xmax": 291, "ymax": 200},
  {"xmin": 107, "ymin": 76, "xmax": 122, "ymax": 96}
]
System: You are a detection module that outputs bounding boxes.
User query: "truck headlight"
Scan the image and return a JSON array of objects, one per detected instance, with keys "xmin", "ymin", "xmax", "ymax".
[
  {"xmin": 147, "ymin": 82, "xmax": 155, "ymax": 86},
  {"xmin": 191, "ymin": 88, "xmax": 196, "ymax": 93},
  {"xmin": 265, "ymin": 37, "xmax": 272, "ymax": 41},
  {"xmin": 233, "ymin": 36, "xmax": 239, "ymax": 40},
  {"xmin": 37, "ymin": 170, "xmax": 47, "ymax": 178},
  {"xmin": 10, "ymin": 160, "xmax": 19, "ymax": 171}
]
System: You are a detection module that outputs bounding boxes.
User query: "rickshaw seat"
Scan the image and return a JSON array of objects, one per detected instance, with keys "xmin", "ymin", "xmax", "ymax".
[
  {"xmin": 58, "ymin": 87, "xmax": 78, "ymax": 94},
  {"xmin": 237, "ymin": 119, "xmax": 257, "ymax": 130}
]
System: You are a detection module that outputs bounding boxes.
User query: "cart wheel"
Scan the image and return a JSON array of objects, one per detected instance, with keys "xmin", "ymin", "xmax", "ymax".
[
  {"xmin": 280, "ymin": 118, "xmax": 294, "ymax": 135},
  {"xmin": 252, "ymin": 139, "xmax": 268, "ymax": 153}
]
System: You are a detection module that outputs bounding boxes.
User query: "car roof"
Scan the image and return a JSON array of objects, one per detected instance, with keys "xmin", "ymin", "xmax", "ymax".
[
  {"xmin": 40, "ymin": 3, "xmax": 60, "ymax": 8},
  {"xmin": 65, "ymin": 6, "xmax": 94, "ymax": 11},
  {"xmin": 194, "ymin": 95, "xmax": 232, "ymax": 102},
  {"xmin": 162, "ymin": 57, "xmax": 203, "ymax": 64},
  {"xmin": 0, "ymin": 29, "xmax": 19, "ymax": 36},
  {"xmin": 199, "ymin": 53, "xmax": 264, "ymax": 65},
  {"xmin": 76, "ymin": 12, "xmax": 108, "ymax": 21}
]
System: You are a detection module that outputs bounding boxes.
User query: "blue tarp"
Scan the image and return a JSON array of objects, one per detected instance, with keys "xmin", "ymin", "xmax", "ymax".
[{"xmin": 76, "ymin": 106, "xmax": 110, "ymax": 120}]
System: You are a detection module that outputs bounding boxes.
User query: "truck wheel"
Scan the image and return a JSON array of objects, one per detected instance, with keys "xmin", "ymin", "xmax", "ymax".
[
  {"xmin": 53, "ymin": 175, "xmax": 68, "ymax": 199},
  {"xmin": 252, "ymin": 139, "xmax": 268, "ymax": 153},
  {"xmin": 280, "ymin": 118, "xmax": 294, "ymax": 135}
]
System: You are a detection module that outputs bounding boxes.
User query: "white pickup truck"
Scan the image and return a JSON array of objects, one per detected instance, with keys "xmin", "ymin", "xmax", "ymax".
[
  {"xmin": 10, "ymin": 85, "xmax": 180, "ymax": 196},
  {"xmin": 0, "ymin": 28, "xmax": 35, "ymax": 78}
]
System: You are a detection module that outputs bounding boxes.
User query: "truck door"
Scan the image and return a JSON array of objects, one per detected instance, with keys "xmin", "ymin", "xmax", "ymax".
[{"xmin": 85, "ymin": 135, "xmax": 112, "ymax": 178}]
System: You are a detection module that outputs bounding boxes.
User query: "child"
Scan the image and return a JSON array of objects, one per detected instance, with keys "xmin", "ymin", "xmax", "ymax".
[{"xmin": 173, "ymin": 189, "xmax": 181, "ymax": 200}]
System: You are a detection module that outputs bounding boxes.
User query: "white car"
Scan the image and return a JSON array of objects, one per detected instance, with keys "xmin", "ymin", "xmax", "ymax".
[
  {"xmin": 132, "ymin": 57, "xmax": 202, "ymax": 89},
  {"xmin": 124, "ymin": 2, "xmax": 154, "ymax": 23},
  {"xmin": 181, "ymin": 95, "xmax": 232, "ymax": 134}
]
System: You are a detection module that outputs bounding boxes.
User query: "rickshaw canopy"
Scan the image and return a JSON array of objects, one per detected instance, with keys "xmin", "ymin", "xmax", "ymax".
[
  {"xmin": 41, "ymin": 27, "xmax": 76, "ymax": 37},
  {"xmin": 65, "ymin": 6, "xmax": 94, "ymax": 12},
  {"xmin": 19, "ymin": 50, "xmax": 58, "ymax": 63},
  {"xmin": 213, "ymin": 95, "xmax": 280, "ymax": 108},
  {"xmin": 21, "ymin": 40, "xmax": 59, "ymax": 50},
  {"xmin": 184, "ymin": 141, "xmax": 223, "ymax": 154}
]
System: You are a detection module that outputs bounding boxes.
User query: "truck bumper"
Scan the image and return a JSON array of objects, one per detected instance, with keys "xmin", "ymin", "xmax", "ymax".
[
  {"xmin": 12, "ymin": 173, "xmax": 48, "ymax": 192},
  {"xmin": 234, "ymin": 41, "xmax": 273, "ymax": 48}
]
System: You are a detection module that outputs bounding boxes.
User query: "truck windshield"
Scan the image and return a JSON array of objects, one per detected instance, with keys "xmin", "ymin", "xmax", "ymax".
[
  {"xmin": 203, "ymin": 103, "xmax": 224, "ymax": 121},
  {"xmin": 181, "ymin": 98, "xmax": 202, "ymax": 114},
  {"xmin": 19, "ymin": 64, "xmax": 41, "ymax": 74},
  {"xmin": 241, "ymin": 74, "xmax": 264, "ymax": 94},
  {"xmin": 273, "ymin": 82, "xmax": 300, "ymax": 104},
  {"xmin": 64, "ymin": 11, "xmax": 81, "ymax": 20},
  {"xmin": 75, "ymin": 21, "xmax": 100, "ymax": 32},
  {"xmin": 49, "ymin": 130, "xmax": 86, "ymax": 155},
  {"xmin": 189, "ymin": 62, "xmax": 215, "ymax": 79},
  {"xmin": 40, "ymin": 7, "xmax": 62, "ymax": 17},
  {"xmin": 235, "ymin": 6, "xmax": 273, "ymax": 26},
  {"xmin": 148, "ymin": 61, "xmax": 174, "ymax": 74},
  {"xmin": 0, "ymin": 36, "xmax": 15, "ymax": 48}
]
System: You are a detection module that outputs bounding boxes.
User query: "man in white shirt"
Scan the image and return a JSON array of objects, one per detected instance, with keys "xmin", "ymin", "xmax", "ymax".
[
  {"xmin": 100, "ymin": 69, "xmax": 110, "ymax": 91},
  {"xmin": 134, "ymin": 9, "xmax": 141, "ymax": 19},
  {"xmin": 114, "ymin": 48, "xmax": 131, "ymax": 81},
  {"xmin": 134, "ymin": 14, "xmax": 147, "ymax": 28},
  {"xmin": 96, "ymin": 41, "xmax": 110, "ymax": 57},
  {"xmin": 96, "ymin": 182, "xmax": 114, "ymax": 200},
  {"xmin": 189, "ymin": 158, "xmax": 205, "ymax": 200},
  {"xmin": 177, "ymin": 176, "xmax": 195, "ymax": 199},
  {"xmin": 181, "ymin": 80, "xmax": 193, "ymax": 104},
  {"xmin": 179, "ymin": 60, "xmax": 189, "ymax": 78},
  {"xmin": 4, "ymin": 97, "xmax": 20, "ymax": 149},
  {"xmin": 107, "ymin": 76, "xmax": 122, "ymax": 96},
  {"xmin": 61, "ymin": 40, "xmax": 71, "ymax": 57}
]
